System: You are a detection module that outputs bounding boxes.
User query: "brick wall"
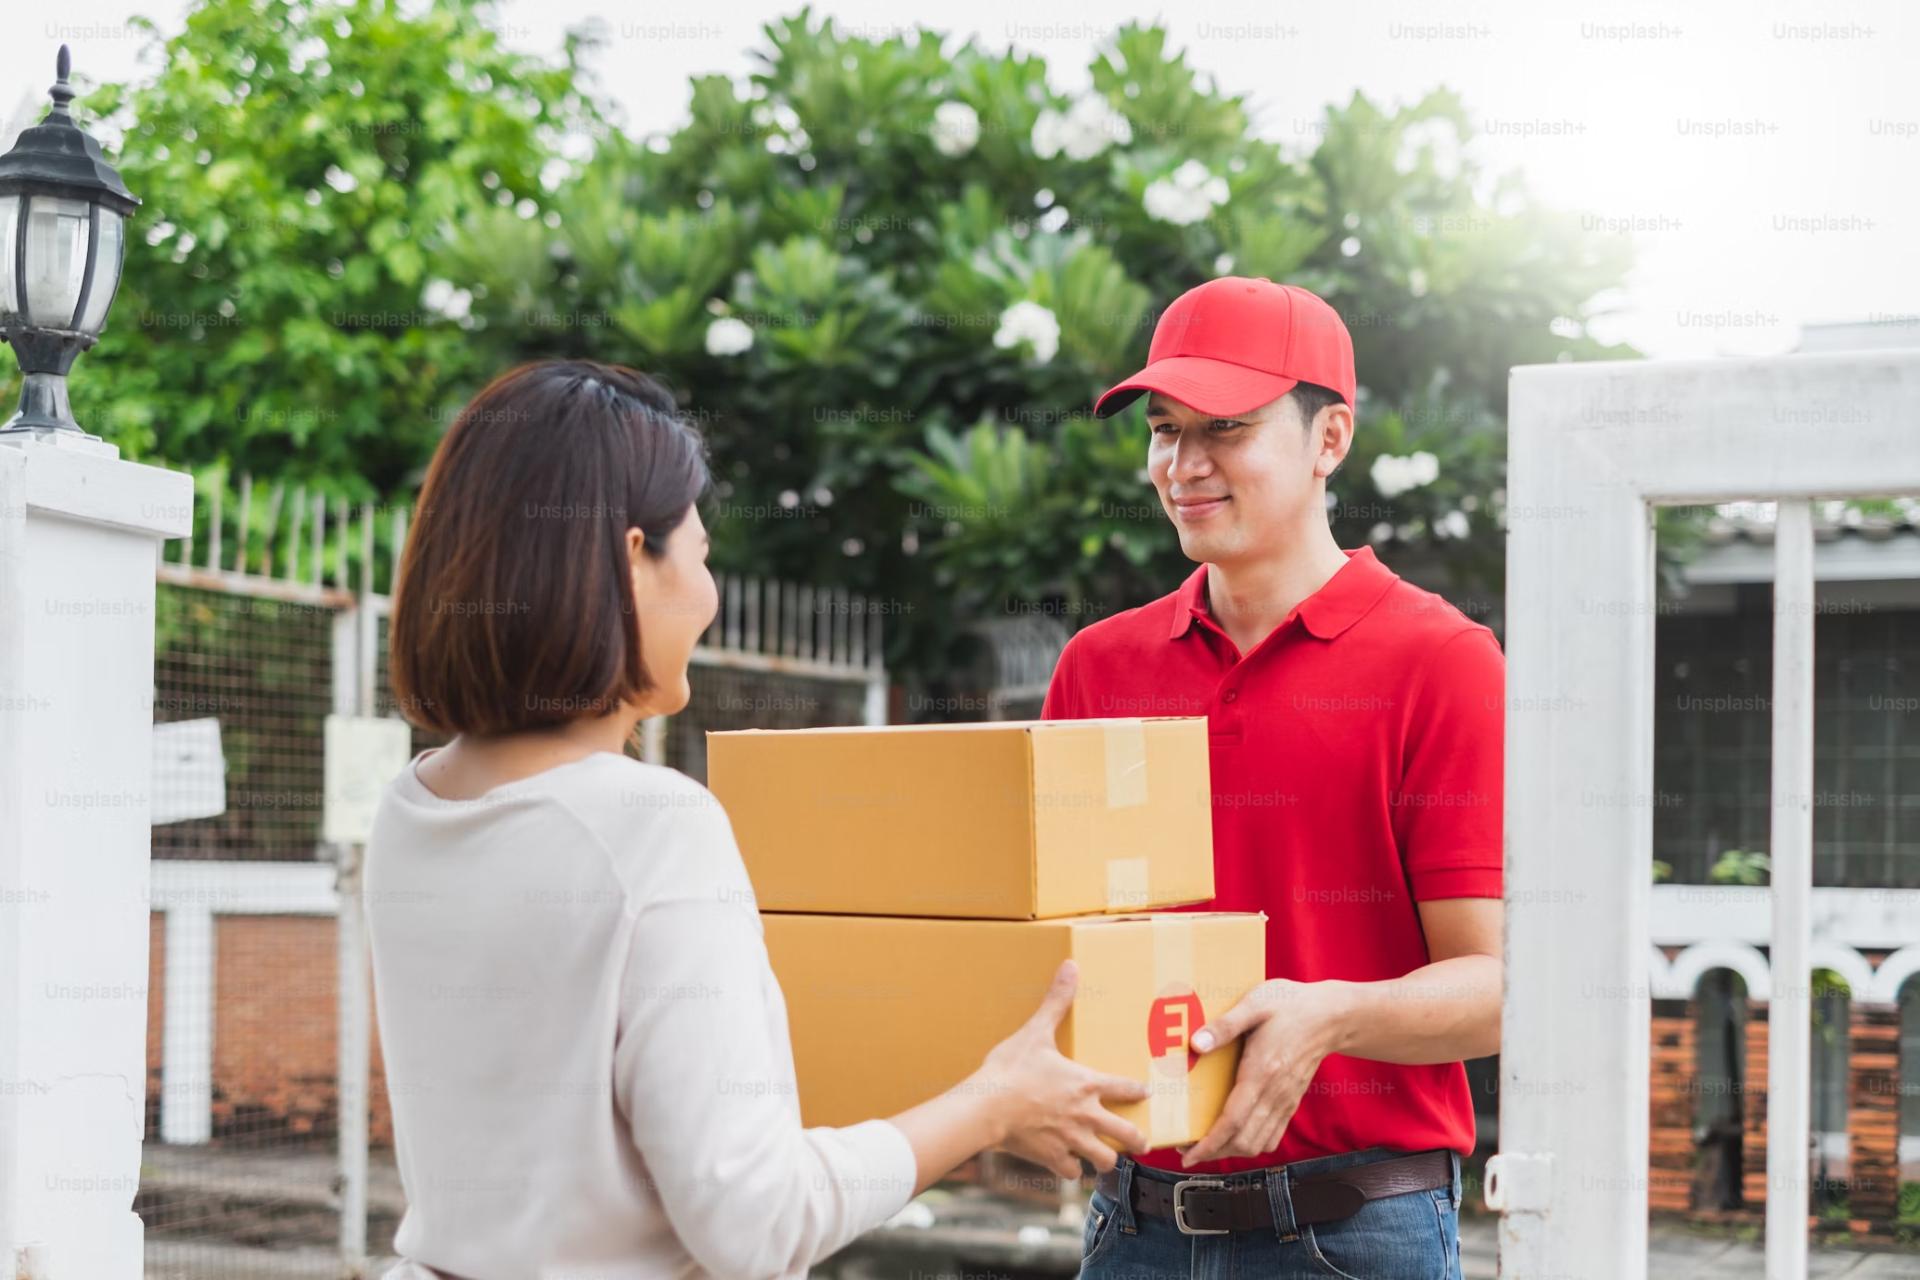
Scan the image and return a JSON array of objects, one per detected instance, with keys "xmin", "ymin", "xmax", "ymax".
[
  {"xmin": 146, "ymin": 913, "xmax": 164, "ymax": 1136},
  {"xmin": 145, "ymin": 912, "xmax": 393, "ymax": 1147},
  {"xmin": 1849, "ymin": 1002, "xmax": 1901, "ymax": 1221},
  {"xmin": 1742, "ymin": 1006, "xmax": 1772, "ymax": 1210},
  {"xmin": 1649, "ymin": 1009, "xmax": 1695, "ymax": 1213}
]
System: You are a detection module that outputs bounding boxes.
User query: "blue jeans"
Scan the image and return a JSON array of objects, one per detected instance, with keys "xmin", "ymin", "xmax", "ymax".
[{"xmin": 1079, "ymin": 1147, "xmax": 1462, "ymax": 1279}]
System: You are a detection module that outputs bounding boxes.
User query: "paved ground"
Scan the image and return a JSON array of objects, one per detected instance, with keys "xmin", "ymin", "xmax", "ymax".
[
  {"xmin": 1457, "ymin": 1217, "xmax": 1920, "ymax": 1278},
  {"xmin": 146, "ymin": 1227, "xmax": 1920, "ymax": 1279},
  {"xmin": 139, "ymin": 1147, "xmax": 1919, "ymax": 1277}
]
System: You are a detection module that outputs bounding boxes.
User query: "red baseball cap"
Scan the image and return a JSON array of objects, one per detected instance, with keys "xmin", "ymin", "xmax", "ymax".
[{"xmin": 1093, "ymin": 277, "xmax": 1356, "ymax": 418}]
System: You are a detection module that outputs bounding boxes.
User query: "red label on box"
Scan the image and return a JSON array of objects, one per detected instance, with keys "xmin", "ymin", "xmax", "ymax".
[{"xmin": 1146, "ymin": 989, "xmax": 1205, "ymax": 1072}]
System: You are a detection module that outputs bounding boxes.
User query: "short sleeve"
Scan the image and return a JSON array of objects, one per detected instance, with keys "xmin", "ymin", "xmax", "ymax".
[
  {"xmin": 1395, "ymin": 626, "xmax": 1505, "ymax": 900},
  {"xmin": 1041, "ymin": 633, "xmax": 1084, "ymax": 719}
]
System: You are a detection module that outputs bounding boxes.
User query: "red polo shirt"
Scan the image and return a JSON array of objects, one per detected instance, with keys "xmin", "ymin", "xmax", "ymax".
[{"xmin": 1041, "ymin": 546, "xmax": 1504, "ymax": 1175}]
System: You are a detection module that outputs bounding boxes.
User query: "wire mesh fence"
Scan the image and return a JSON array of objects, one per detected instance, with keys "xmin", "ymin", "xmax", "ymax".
[
  {"xmin": 144, "ymin": 570, "xmax": 359, "ymax": 1276},
  {"xmin": 152, "ymin": 587, "xmax": 336, "ymax": 862},
  {"xmin": 664, "ymin": 660, "xmax": 877, "ymax": 782}
]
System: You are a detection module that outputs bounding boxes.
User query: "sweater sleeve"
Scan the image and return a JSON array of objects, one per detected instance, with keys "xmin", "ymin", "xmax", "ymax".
[{"xmin": 609, "ymin": 797, "xmax": 917, "ymax": 1279}]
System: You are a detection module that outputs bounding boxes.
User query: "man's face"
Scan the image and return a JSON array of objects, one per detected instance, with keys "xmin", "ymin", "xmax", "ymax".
[{"xmin": 1145, "ymin": 390, "xmax": 1343, "ymax": 565}]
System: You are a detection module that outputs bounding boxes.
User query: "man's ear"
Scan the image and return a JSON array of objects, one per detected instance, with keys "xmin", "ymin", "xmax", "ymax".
[{"xmin": 1313, "ymin": 402, "xmax": 1355, "ymax": 480}]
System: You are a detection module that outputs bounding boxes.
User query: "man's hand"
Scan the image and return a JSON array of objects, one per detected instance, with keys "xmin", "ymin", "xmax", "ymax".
[{"xmin": 1175, "ymin": 978, "xmax": 1349, "ymax": 1167}]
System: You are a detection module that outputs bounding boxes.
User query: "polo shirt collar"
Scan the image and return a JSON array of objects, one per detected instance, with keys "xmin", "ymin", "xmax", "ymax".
[{"xmin": 1167, "ymin": 546, "xmax": 1397, "ymax": 642}]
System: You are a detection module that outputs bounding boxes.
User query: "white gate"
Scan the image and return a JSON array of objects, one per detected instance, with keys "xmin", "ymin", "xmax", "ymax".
[{"xmin": 1483, "ymin": 352, "xmax": 1920, "ymax": 1278}]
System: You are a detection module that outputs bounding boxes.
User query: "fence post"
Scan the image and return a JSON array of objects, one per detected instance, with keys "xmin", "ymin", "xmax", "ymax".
[
  {"xmin": 332, "ymin": 580, "xmax": 370, "ymax": 1275},
  {"xmin": 1765, "ymin": 499, "xmax": 1815, "ymax": 1278},
  {"xmin": 0, "ymin": 436, "xmax": 192, "ymax": 1278},
  {"xmin": 640, "ymin": 716, "xmax": 667, "ymax": 764}
]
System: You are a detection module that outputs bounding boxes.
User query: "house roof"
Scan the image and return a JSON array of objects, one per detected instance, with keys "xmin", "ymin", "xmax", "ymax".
[
  {"xmin": 1701, "ymin": 500, "xmax": 1920, "ymax": 548},
  {"xmin": 1686, "ymin": 500, "xmax": 1920, "ymax": 587}
]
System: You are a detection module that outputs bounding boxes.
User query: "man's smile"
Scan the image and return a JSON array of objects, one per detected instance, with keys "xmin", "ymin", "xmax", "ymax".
[{"xmin": 1172, "ymin": 494, "xmax": 1232, "ymax": 522}]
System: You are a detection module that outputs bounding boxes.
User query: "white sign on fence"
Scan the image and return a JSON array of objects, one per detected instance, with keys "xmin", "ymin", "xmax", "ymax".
[
  {"xmin": 322, "ymin": 714, "xmax": 414, "ymax": 844},
  {"xmin": 151, "ymin": 716, "xmax": 227, "ymax": 825}
]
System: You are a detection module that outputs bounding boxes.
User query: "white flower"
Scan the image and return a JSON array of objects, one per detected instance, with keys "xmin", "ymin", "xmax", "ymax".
[
  {"xmin": 1436, "ymin": 509, "xmax": 1471, "ymax": 540},
  {"xmin": 1068, "ymin": 95, "xmax": 1132, "ymax": 156},
  {"xmin": 930, "ymin": 101, "xmax": 980, "ymax": 157},
  {"xmin": 1143, "ymin": 160, "xmax": 1231, "ymax": 226},
  {"xmin": 1144, "ymin": 182, "xmax": 1211, "ymax": 226},
  {"xmin": 421, "ymin": 279, "xmax": 472, "ymax": 323},
  {"xmin": 992, "ymin": 300, "xmax": 1060, "ymax": 364},
  {"xmin": 1031, "ymin": 94, "xmax": 1131, "ymax": 161},
  {"xmin": 705, "ymin": 317, "xmax": 754, "ymax": 357},
  {"xmin": 1370, "ymin": 450, "xmax": 1440, "ymax": 498}
]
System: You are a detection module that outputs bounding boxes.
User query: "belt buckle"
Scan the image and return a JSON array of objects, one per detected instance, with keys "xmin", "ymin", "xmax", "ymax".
[{"xmin": 1171, "ymin": 1177, "xmax": 1230, "ymax": 1235}]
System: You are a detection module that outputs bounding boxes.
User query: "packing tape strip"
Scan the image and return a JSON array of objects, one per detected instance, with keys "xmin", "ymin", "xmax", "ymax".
[
  {"xmin": 1103, "ymin": 719, "xmax": 1148, "ymax": 809},
  {"xmin": 1148, "ymin": 914, "xmax": 1197, "ymax": 1146},
  {"xmin": 1105, "ymin": 856, "xmax": 1148, "ymax": 910}
]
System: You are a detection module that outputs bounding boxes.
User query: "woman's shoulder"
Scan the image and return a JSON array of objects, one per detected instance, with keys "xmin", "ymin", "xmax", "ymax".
[
  {"xmin": 555, "ymin": 753, "xmax": 755, "ymax": 910},
  {"xmin": 559, "ymin": 750, "xmax": 722, "ymax": 811}
]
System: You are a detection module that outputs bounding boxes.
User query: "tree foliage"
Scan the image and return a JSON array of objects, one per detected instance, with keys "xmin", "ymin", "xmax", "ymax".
[
  {"xmin": 56, "ymin": 0, "xmax": 597, "ymax": 492},
  {"xmin": 446, "ymin": 12, "xmax": 1635, "ymax": 675},
  {"xmin": 18, "ymin": 2, "xmax": 1640, "ymax": 683}
]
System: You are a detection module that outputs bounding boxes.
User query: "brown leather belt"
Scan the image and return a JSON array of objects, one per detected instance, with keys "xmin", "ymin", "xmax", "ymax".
[{"xmin": 1095, "ymin": 1149, "xmax": 1452, "ymax": 1236}]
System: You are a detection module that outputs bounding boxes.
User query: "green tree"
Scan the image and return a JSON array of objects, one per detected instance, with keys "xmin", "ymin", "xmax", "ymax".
[
  {"xmin": 49, "ymin": 0, "xmax": 594, "ymax": 494},
  {"xmin": 447, "ymin": 13, "xmax": 1636, "ymax": 682},
  {"xmin": 41, "ymin": 3, "xmax": 1647, "ymax": 689}
]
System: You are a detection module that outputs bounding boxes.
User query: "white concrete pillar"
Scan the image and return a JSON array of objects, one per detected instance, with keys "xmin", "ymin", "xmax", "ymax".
[{"xmin": 0, "ymin": 432, "xmax": 191, "ymax": 1279}]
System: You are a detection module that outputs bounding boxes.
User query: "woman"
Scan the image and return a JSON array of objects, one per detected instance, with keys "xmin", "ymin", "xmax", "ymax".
[{"xmin": 368, "ymin": 359, "xmax": 1147, "ymax": 1280}]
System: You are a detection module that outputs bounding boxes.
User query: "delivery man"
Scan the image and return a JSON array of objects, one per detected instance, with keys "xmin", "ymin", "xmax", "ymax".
[{"xmin": 1044, "ymin": 276, "xmax": 1504, "ymax": 1278}]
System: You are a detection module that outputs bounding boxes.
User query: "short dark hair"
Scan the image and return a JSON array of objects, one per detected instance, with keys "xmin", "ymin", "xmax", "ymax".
[
  {"xmin": 1287, "ymin": 380, "xmax": 1346, "ymax": 428},
  {"xmin": 389, "ymin": 359, "xmax": 710, "ymax": 737}
]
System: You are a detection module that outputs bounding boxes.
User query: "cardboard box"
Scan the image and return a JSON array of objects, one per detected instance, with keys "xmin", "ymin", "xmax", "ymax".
[
  {"xmin": 762, "ymin": 910, "xmax": 1267, "ymax": 1150},
  {"xmin": 708, "ymin": 719, "xmax": 1214, "ymax": 918}
]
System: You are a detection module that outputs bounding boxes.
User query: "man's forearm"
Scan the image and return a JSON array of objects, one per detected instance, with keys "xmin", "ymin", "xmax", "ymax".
[{"xmin": 1318, "ymin": 954, "xmax": 1502, "ymax": 1065}]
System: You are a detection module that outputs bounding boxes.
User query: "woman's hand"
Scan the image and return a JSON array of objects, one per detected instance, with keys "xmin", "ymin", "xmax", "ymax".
[{"xmin": 966, "ymin": 959, "xmax": 1150, "ymax": 1178}]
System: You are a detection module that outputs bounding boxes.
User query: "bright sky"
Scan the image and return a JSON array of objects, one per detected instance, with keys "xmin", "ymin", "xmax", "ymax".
[{"xmin": 5, "ymin": 0, "xmax": 1915, "ymax": 359}]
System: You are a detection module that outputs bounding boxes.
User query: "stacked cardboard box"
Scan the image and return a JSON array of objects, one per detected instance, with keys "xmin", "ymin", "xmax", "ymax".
[{"xmin": 707, "ymin": 718, "xmax": 1267, "ymax": 1150}]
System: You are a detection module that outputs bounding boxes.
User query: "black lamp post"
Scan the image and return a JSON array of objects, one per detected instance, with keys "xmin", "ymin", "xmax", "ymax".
[{"xmin": 0, "ymin": 45, "xmax": 140, "ymax": 439}]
